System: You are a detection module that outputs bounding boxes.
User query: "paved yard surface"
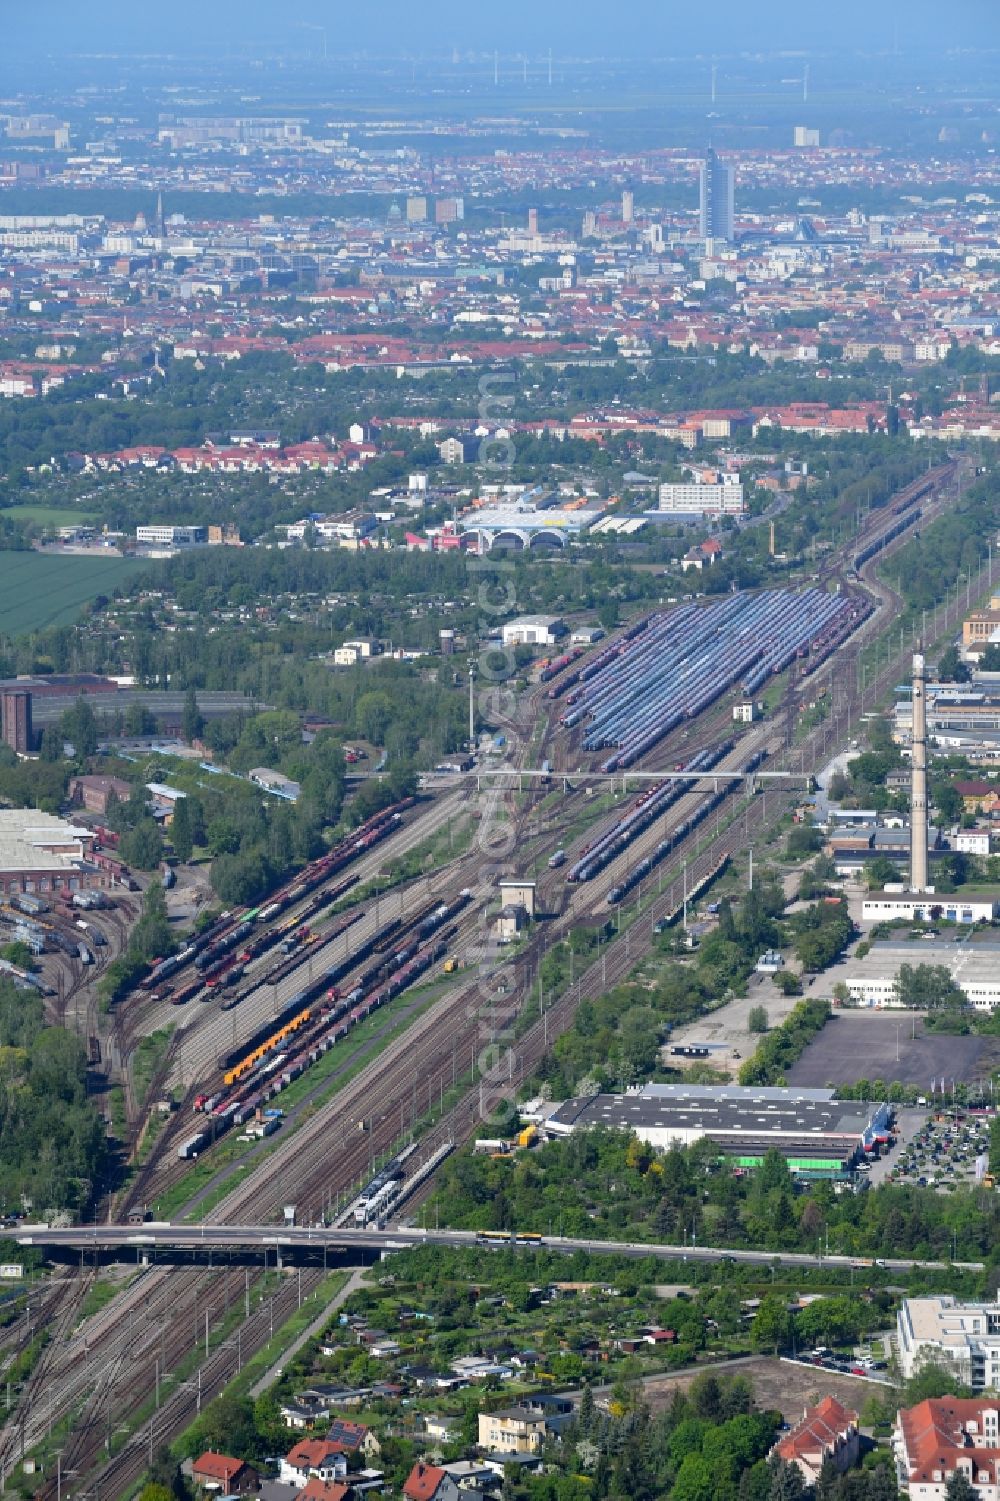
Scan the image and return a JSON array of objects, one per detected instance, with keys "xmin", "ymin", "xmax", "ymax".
[
  {"xmin": 665, "ymin": 980, "xmax": 805, "ymax": 1076},
  {"xmin": 786, "ymin": 1011, "xmax": 992, "ymax": 1089},
  {"xmin": 866, "ymin": 1109, "xmax": 926, "ymax": 1187}
]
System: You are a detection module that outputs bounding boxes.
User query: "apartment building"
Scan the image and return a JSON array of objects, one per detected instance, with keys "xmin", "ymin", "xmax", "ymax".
[
  {"xmin": 895, "ymin": 1397, "xmax": 1000, "ymax": 1501},
  {"xmin": 898, "ymin": 1297, "xmax": 1000, "ymax": 1389},
  {"xmin": 477, "ymin": 1408, "xmax": 547, "ymax": 1455}
]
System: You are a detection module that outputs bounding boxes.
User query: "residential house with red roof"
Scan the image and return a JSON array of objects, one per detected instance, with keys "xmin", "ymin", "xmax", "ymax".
[
  {"xmin": 190, "ymin": 1451, "xmax": 259, "ymax": 1493},
  {"xmin": 772, "ymin": 1395, "xmax": 860, "ymax": 1486},
  {"xmin": 279, "ymin": 1439, "xmax": 349, "ymax": 1489},
  {"xmin": 401, "ymin": 1463, "xmax": 461, "ymax": 1501},
  {"xmin": 894, "ymin": 1396, "xmax": 1000, "ymax": 1501},
  {"xmin": 299, "ymin": 1480, "xmax": 350, "ymax": 1501}
]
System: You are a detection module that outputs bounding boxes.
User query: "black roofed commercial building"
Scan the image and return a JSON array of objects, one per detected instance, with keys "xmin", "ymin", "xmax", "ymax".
[{"xmin": 542, "ymin": 1083, "xmax": 892, "ymax": 1180}]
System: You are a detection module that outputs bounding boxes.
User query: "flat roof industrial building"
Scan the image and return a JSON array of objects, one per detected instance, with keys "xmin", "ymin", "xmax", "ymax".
[
  {"xmin": 839, "ymin": 938, "xmax": 1000, "ymax": 1010},
  {"xmin": 0, "ymin": 810, "xmax": 111, "ymax": 895},
  {"xmin": 861, "ymin": 889, "xmax": 999, "ymax": 925},
  {"xmin": 543, "ymin": 1083, "xmax": 891, "ymax": 1178}
]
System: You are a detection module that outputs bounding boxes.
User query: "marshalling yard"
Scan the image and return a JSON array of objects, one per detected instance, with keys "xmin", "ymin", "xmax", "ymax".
[{"xmin": 0, "ymin": 459, "xmax": 978, "ymax": 1501}]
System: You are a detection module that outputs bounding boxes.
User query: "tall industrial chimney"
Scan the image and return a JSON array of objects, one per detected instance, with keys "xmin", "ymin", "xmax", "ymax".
[{"xmin": 910, "ymin": 653, "xmax": 929, "ymax": 892}]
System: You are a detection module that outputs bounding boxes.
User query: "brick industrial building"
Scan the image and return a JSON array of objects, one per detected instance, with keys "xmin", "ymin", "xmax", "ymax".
[
  {"xmin": 1, "ymin": 688, "xmax": 32, "ymax": 754},
  {"xmin": 0, "ymin": 811, "xmax": 115, "ymax": 896}
]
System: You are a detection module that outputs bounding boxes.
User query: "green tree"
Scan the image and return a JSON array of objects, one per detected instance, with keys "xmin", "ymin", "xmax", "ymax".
[
  {"xmin": 935, "ymin": 783, "xmax": 965, "ymax": 825},
  {"xmin": 355, "ymin": 691, "xmax": 393, "ymax": 747},
  {"xmin": 748, "ymin": 1006, "xmax": 769, "ymax": 1034},
  {"xmin": 786, "ymin": 825, "xmax": 822, "ymax": 858},
  {"xmin": 62, "ymin": 695, "xmax": 99, "ymax": 758},
  {"xmin": 672, "ymin": 1453, "xmax": 715, "ymax": 1501},
  {"xmin": 937, "ymin": 646, "xmax": 970, "ymax": 684},
  {"xmin": 767, "ymin": 1457, "xmax": 806, "ymax": 1501},
  {"xmin": 943, "ymin": 1472, "xmax": 981, "ymax": 1501},
  {"xmin": 39, "ymin": 725, "xmax": 63, "ymax": 763},
  {"xmin": 895, "ymin": 964, "xmax": 966, "ymax": 1012},
  {"xmin": 211, "ymin": 849, "xmax": 271, "ymax": 905},
  {"xmin": 773, "ymin": 972, "xmax": 802, "ymax": 997},
  {"xmin": 751, "ymin": 1296, "xmax": 792, "ymax": 1355},
  {"xmin": 0, "ymin": 941, "xmax": 36, "ymax": 972},
  {"xmin": 904, "ymin": 1363, "xmax": 973, "ymax": 1405},
  {"xmin": 866, "ymin": 1457, "xmax": 902, "ymax": 1501},
  {"xmin": 184, "ymin": 1394, "xmax": 260, "ymax": 1463},
  {"xmin": 814, "ymin": 1456, "xmax": 840, "ymax": 1501},
  {"xmin": 182, "ymin": 687, "xmax": 205, "ymax": 744},
  {"xmin": 170, "ymin": 796, "xmax": 194, "ymax": 863},
  {"xmin": 124, "ymin": 701, "xmax": 157, "ymax": 736},
  {"xmin": 121, "ymin": 818, "xmax": 163, "ymax": 871},
  {"xmin": 147, "ymin": 1445, "xmax": 190, "ymax": 1501},
  {"xmin": 130, "ymin": 880, "xmax": 175, "ymax": 963},
  {"xmin": 865, "ymin": 856, "xmax": 899, "ymax": 890}
]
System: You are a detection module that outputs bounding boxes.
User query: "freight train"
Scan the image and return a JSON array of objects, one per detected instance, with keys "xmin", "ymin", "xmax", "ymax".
[
  {"xmin": 140, "ymin": 800, "xmax": 413, "ymax": 997},
  {"xmin": 850, "ymin": 462, "xmax": 955, "ymax": 575},
  {"xmin": 211, "ymin": 890, "xmax": 472, "ymax": 1106},
  {"xmin": 653, "ymin": 852, "xmax": 731, "ymax": 931},
  {"xmin": 567, "ymin": 743, "xmax": 732, "ymax": 885},
  {"xmin": 194, "ymin": 930, "xmax": 459, "ymax": 1139},
  {"xmin": 606, "ymin": 752, "xmax": 763, "ymax": 904},
  {"xmin": 852, "ymin": 511, "xmax": 921, "ymax": 574},
  {"xmin": 186, "ymin": 900, "xmax": 474, "ymax": 1146}
]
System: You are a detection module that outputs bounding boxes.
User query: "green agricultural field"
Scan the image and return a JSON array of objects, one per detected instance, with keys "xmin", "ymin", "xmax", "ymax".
[
  {"xmin": 0, "ymin": 552, "xmax": 149, "ymax": 634},
  {"xmin": 2, "ymin": 504, "xmax": 98, "ymax": 529}
]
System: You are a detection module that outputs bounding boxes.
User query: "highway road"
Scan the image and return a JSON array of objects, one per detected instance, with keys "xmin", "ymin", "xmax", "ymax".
[{"xmin": 16, "ymin": 1222, "xmax": 984, "ymax": 1274}]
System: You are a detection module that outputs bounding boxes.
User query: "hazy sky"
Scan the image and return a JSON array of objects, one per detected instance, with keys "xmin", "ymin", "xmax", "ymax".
[{"xmin": 5, "ymin": 0, "xmax": 999, "ymax": 57}]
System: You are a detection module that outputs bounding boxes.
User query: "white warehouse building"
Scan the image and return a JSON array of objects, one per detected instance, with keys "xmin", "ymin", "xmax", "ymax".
[
  {"xmin": 838, "ymin": 940, "xmax": 1000, "ymax": 1010},
  {"xmin": 135, "ymin": 525, "xmax": 207, "ymax": 547},
  {"xmin": 501, "ymin": 615, "xmax": 566, "ymax": 648},
  {"xmin": 658, "ymin": 478, "xmax": 745, "ymax": 515},
  {"xmin": 861, "ymin": 890, "xmax": 998, "ymax": 926}
]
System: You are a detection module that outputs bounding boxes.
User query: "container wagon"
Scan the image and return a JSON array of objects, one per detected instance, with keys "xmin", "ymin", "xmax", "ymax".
[{"xmin": 14, "ymin": 894, "xmax": 48, "ymax": 917}]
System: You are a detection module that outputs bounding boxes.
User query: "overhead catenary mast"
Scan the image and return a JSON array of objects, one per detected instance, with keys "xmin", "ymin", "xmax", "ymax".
[{"xmin": 910, "ymin": 653, "xmax": 929, "ymax": 892}]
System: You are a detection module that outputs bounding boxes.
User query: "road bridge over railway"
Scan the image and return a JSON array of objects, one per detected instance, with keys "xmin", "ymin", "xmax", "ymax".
[{"xmin": 14, "ymin": 1223, "xmax": 981, "ymax": 1274}]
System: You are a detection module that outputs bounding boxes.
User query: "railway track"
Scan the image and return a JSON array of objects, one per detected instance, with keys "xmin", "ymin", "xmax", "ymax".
[
  {"xmin": 111, "ymin": 789, "xmax": 466, "ymax": 1085},
  {"xmin": 6, "ymin": 1259, "xmax": 279, "ymax": 1495},
  {"xmin": 25, "ymin": 456, "xmax": 977, "ymax": 1498},
  {"xmin": 121, "ymin": 895, "xmax": 489, "ymax": 1219},
  {"xmin": 186, "ymin": 743, "xmax": 778, "ymax": 1230},
  {"xmin": 42, "ymin": 1266, "xmax": 323, "ymax": 1501},
  {"xmin": 25, "ymin": 771, "xmax": 530, "ymax": 1494},
  {"xmin": 0, "ymin": 1269, "xmax": 97, "ymax": 1477}
]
